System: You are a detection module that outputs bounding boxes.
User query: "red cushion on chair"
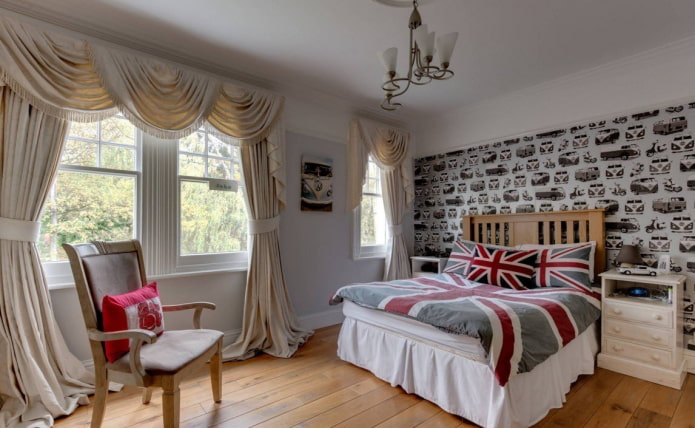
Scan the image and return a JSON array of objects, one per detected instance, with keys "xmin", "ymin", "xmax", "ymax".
[{"xmin": 102, "ymin": 282, "xmax": 165, "ymax": 363}]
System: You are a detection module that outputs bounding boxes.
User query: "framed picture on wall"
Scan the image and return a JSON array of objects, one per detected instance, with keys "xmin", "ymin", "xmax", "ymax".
[{"xmin": 301, "ymin": 155, "xmax": 333, "ymax": 212}]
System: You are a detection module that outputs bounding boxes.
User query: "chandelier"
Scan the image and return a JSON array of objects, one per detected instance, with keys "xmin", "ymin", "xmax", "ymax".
[{"xmin": 378, "ymin": 0, "xmax": 458, "ymax": 111}]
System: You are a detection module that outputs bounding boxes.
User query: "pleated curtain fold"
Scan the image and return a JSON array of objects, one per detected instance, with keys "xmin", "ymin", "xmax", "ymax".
[
  {"xmin": 0, "ymin": 87, "xmax": 94, "ymax": 428},
  {"xmin": 0, "ymin": 15, "xmax": 309, "ymax": 427},
  {"xmin": 347, "ymin": 118, "xmax": 414, "ymax": 280}
]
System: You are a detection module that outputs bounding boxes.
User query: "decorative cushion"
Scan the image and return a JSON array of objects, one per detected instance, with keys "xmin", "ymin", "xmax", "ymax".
[
  {"xmin": 466, "ymin": 244, "xmax": 538, "ymax": 290},
  {"xmin": 518, "ymin": 241, "xmax": 597, "ymax": 280},
  {"xmin": 443, "ymin": 240, "xmax": 477, "ymax": 275},
  {"xmin": 102, "ymin": 282, "xmax": 165, "ymax": 363},
  {"xmin": 444, "ymin": 239, "xmax": 515, "ymax": 276},
  {"xmin": 534, "ymin": 243, "xmax": 592, "ymax": 293}
]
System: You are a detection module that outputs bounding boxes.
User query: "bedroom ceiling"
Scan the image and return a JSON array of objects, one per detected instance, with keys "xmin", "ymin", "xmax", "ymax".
[{"xmin": 2, "ymin": 0, "xmax": 695, "ymax": 122}]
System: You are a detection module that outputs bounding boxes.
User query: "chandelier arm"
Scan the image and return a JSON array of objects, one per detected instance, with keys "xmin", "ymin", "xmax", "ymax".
[{"xmin": 379, "ymin": 0, "xmax": 455, "ymax": 110}]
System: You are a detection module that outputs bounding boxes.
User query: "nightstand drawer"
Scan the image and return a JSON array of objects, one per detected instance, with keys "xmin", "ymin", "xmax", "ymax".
[
  {"xmin": 605, "ymin": 338, "xmax": 673, "ymax": 369},
  {"xmin": 604, "ymin": 300, "xmax": 672, "ymax": 328},
  {"xmin": 604, "ymin": 319, "xmax": 673, "ymax": 348}
]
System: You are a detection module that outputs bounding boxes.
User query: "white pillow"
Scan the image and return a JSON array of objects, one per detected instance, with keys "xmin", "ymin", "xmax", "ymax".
[{"xmin": 517, "ymin": 241, "xmax": 597, "ymax": 281}]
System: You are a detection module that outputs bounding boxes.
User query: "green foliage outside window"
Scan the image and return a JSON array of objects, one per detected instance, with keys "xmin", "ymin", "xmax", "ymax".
[
  {"xmin": 180, "ymin": 181, "xmax": 247, "ymax": 254},
  {"xmin": 38, "ymin": 172, "xmax": 135, "ymax": 261}
]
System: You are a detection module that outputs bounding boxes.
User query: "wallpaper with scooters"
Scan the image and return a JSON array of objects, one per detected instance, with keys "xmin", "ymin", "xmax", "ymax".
[{"xmin": 413, "ymin": 100, "xmax": 695, "ymax": 348}]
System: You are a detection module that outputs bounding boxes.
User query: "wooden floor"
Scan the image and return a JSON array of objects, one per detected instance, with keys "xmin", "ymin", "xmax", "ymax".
[{"xmin": 54, "ymin": 324, "xmax": 695, "ymax": 428}]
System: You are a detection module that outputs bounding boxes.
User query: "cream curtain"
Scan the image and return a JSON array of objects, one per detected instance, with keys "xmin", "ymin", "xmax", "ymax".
[
  {"xmin": 0, "ymin": 14, "xmax": 306, "ymax": 425},
  {"xmin": 223, "ymin": 132, "xmax": 312, "ymax": 360},
  {"xmin": 347, "ymin": 119, "xmax": 413, "ymax": 280},
  {"xmin": 0, "ymin": 86, "xmax": 94, "ymax": 428}
]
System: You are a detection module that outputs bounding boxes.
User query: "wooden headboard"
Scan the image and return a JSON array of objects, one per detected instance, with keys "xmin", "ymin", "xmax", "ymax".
[{"xmin": 461, "ymin": 209, "xmax": 606, "ymax": 278}]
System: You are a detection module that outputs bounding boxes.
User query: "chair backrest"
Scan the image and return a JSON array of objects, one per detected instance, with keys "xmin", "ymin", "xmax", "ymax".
[{"xmin": 63, "ymin": 240, "xmax": 148, "ymax": 332}]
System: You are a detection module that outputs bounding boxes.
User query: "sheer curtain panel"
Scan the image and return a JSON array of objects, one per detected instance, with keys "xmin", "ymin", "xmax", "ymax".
[
  {"xmin": 347, "ymin": 118, "xmax": 413, "ymax": 280},
  {"xmin": 0, "ymin": 15, "xmax": 309, "ymax": 426}
]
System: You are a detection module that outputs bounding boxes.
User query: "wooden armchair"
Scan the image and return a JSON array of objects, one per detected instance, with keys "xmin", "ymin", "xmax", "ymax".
[{"xmin": 63, "ymin": 240, "xmax": 223, "ymax": 428}]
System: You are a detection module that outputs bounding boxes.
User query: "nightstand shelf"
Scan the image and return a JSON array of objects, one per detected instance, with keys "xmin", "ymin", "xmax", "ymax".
[
  {"xmin": 597, "ymin": 269, "xmax": 687, "ymax": 389},
  {"xmin": 411, "ymin": 256, "xmax": 446, "ymax": 278}
]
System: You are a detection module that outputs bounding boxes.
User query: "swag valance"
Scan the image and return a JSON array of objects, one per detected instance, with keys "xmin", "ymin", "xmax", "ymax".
[{"xmin": 0, "ymin": 15, "xmax": 286, "ymax": 206}]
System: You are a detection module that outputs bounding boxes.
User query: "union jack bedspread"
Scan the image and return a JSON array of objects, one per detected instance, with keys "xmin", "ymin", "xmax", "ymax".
[{"xmin": 330, "ymin": 273, "xmax": 601, "ymax": 386}]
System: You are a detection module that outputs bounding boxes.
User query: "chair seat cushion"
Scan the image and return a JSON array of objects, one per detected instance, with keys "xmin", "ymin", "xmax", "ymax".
[{"xmin": 108, "ymin": 329, "xmax": 223, "ymax": 374}]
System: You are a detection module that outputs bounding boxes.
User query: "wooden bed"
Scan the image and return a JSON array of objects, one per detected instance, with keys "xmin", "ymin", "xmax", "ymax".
[
  {"xmin": 462, "ymin": 209, "xmax": 606, "ymax": 280},
  {"xmin": 336, "ymin": 209, "xmax": 606, "ymax": 427}
]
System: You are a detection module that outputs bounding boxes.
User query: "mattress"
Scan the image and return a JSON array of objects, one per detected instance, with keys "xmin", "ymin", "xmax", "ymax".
[
  {"xmin": 343, "ymin": 300, "xmax": 487, "ymax": 362},
  {"xmin": 338, "ymin": 300, "xmax": 599, "ymax": 427}
]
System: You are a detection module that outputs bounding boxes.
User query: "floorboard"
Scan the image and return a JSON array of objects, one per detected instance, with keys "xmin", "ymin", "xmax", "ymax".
[{"xmin": 53, "ymin": 324, "xmax": 695, "ymax": 428}]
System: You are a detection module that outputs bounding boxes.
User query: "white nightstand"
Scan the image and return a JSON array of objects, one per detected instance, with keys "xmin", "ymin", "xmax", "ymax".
[
  {"xmin": 411, "ymin": 256, "xmax": 446, "ymax": 278},
  {"xmin": 597, "ymin": 269, "xmax": 687, "ymax": 389}
]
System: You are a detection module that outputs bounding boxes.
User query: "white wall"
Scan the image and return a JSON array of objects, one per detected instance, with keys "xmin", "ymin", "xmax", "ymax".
[{"xmin": 413, "ymin": 37, "xmax": 695, "ymax": 155}]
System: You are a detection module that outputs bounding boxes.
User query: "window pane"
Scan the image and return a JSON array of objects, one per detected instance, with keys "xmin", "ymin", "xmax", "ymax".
[
  {"xmin": 69, "ymin": 122, "xmax": 98, "ymax": 140},
  {"xmin": 179, "ymin": 153, "xmax": 206, "ymax": 177},
  {"xmin": 208, "ymin": 136, "xmax": 232, "ymax": 158},
  {"xmin": 101, "ymin": 116, "xmax": 135, "ymax": 145},
  {"xmin": 61, "ymin": 139, "xmax": 97, "ymax": 167},
  {"xmin": 180, "ymin": 180, "xmax": 247, "ymax": 255},
  {"xmin": 232, "ymin": 163, "xmax": 242, "ymax": 181},
  {"xmin": 101, "ymin": 145, "xmax": 135, "ymax": 170},
  {"xmin": 208, "ymin": 158, "xmax": 232, "ymax": 180},
  {"xmin": 361, "ymin": 195, "xmax": 386, "ymax": 247},
  {"xmin": 38, "ymin": 171, "xmax": 136, "ymax": 261},
  {"xmin": 179, "ymin": 132, "xmax": 205, "ymax": 154}
]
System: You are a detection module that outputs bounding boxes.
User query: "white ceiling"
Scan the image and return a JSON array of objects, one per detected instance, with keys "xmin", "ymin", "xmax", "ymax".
[{"xmin": 3, "ymin": 0, "xmax": 695, "ymax": 122}]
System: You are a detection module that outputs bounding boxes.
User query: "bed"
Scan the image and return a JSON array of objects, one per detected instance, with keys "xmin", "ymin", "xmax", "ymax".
[{"xmin": 332, "ymin": 210, "xmax": 606, "ymax": 427}]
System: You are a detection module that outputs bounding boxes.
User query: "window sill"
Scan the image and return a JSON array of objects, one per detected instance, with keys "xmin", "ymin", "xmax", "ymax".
[
  {"xmin": 354, "ymin": 252, "xmax": 387, "ymax": 260},
  {"xmin": 47, "ymin": 266, "xmax": 248, "ymax": 291}
]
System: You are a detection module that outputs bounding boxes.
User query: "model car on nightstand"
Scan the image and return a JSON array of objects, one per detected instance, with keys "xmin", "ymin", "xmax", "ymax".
[{"xmin": 617, "ymin": 265, "xmax": 658, "ymax": 276}]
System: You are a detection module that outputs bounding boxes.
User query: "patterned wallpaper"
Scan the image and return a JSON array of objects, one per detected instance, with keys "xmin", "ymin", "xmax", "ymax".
[
  {"xmin": 414, "ymin": 102, "xmax": 695, "ymax": 265},
  {"xmin": 413, "ymin": 100, "xmax": 695, "ymax": 346}
]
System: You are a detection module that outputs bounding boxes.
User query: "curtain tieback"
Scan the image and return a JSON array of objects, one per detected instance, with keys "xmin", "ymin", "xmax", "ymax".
[
  {"xmin": 0, "ymin": 217, "xmax": 40, "ymax": 242},
  {"xmin": 389, "ymin": 224, "xmax": 403, "ymax": 235},
  {"xmin": 249, "ymin": 216, "xmax": 281, "ymax": 235}
]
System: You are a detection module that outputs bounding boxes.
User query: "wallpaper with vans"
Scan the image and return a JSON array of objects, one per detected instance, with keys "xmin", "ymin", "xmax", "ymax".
[{"xmin": 413, "ymin": 101, "xmax": 695, "ymax": 348}]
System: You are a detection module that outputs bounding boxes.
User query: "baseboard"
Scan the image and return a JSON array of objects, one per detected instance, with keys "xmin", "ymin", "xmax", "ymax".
[
  {"xmin": 299, "ymin": 307, "xmax": 345, "ymax": 331},
  {"xmin": 685, "ymin": 349, "xmax": 695, "ymax": 374}
]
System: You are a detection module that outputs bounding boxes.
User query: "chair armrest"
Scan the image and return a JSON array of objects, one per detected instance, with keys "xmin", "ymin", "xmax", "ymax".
[
  {"xmin": 87, "ymin": 328, "xmax": 157, "ymax": 343},
  {"xmin": 162, "ymin": 302, "xmax": 216, "ymax": 329},
  {"xmin": 87, "ymin": 328, "xmax": 157, "ymax": 379}
]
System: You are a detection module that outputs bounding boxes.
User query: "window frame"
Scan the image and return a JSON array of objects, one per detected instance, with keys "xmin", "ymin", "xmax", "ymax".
[
  {"xmin": 41, "ymin": 116, "xmax": 142, "ymax": 287},
  {"xmin": 352, "ymin": 157, "xmax": 388, "ymax": 259},
  {"xmin": 42, "ymin": 119, "xmax": 250, "ymax": 289}
]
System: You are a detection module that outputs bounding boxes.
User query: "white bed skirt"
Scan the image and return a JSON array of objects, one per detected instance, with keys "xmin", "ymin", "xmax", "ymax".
[{"xmin": 337, "ymin": 311, "xmax": 599, "ymax": 428}]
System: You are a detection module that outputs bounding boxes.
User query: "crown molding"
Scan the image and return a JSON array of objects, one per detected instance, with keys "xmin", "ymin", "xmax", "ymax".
[
  {"xmin": 414, "ymin": 92, "xmax": 695, "ymax": 158},
  {"xmin": 0, "ymin": 2, "xmax": 412, "ymax": 129},
  {"xmin": 456, "ymin": 32, "xmax": 695, "ymax": 117}
]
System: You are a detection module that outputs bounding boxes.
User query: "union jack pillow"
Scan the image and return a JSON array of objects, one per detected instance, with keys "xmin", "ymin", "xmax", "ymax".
[
  {"xmin": 444, "ymin": 240, "xmax": 515, "ymax": 275},
  {"xmin": 534, "ymin": 243, "xmax": 592, "ymax": 293},
  {"xmin": 467, "ymin": 244, "xmax": 538, "ymax": 290},
  {"xmin": 443, "ymin": 240, "xmax": 477, "ymax": 275}
]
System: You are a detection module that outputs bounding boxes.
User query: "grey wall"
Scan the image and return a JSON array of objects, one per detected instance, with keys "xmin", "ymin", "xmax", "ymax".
[{"xmin": 281, "ymin": 132, "xmax": 384, "ymax": 320}]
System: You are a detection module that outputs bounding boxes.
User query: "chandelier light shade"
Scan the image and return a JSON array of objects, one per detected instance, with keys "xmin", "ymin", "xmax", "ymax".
[{"xmin": 378, "ymin": 0, "xmax": 458, "ymax": 111}]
